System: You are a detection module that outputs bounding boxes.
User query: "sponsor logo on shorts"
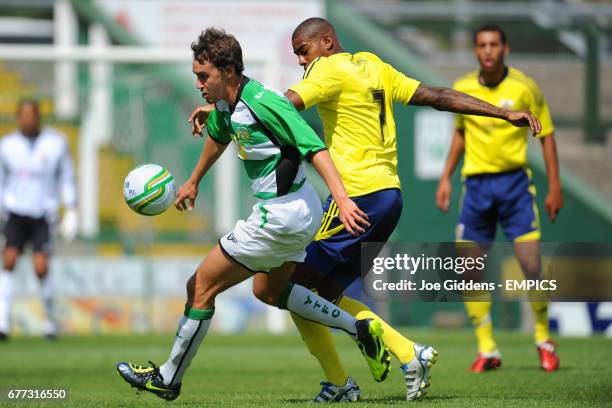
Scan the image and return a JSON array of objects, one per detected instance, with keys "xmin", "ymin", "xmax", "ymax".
[{"xmin": 226, "ymin": 233, "xmax": 238, "ymax": 244}]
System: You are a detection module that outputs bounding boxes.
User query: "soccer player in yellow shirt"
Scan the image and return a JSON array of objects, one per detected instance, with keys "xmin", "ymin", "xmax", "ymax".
[
  {"xmin": 190, "ymin": 18, "xmax": 542, "ymax": 401},
  {"xmin": 436, "ymin": 24, "xmax": 563, "ymax": 373}
]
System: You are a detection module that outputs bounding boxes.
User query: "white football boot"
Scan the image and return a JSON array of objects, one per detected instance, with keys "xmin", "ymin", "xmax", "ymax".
[
  {"xmin": 312, "ymin": 377, "xmax": 361, "ymax": 403},
  {"xmin": 400, "ymin": 343, "xmax": 438, "ymax": 401}
]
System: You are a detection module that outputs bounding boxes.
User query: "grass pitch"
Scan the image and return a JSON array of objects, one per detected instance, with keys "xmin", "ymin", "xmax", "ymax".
[{"xmin": 0, "ymin": 329, "xmax": 610, "ymax": 407}]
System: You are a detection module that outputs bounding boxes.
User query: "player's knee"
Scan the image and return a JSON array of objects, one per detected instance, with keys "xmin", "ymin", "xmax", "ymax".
[
  {"xmin": 3, "ymin": 249, "xmax": 19, "ymax": 270},
  {"xmin": 3, "ymin": 258, "xmax": 16, "ymax": 271},
  {"xmin": 32, "ymin": 256, "xmax": 48, "ymax": 278},
  {"xmin": 252, "ymin": 284, "xmax": 281, "ymax": 306}
]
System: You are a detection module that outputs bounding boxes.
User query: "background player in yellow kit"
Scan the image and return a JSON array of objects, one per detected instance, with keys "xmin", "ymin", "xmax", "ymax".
[
  {"xmin": 436, "ymin": 24, "xmax": 563, "ymax": 373},
  {"xmin": 190, "ymin": 18, "xmax": 542, "ymax": 401}
]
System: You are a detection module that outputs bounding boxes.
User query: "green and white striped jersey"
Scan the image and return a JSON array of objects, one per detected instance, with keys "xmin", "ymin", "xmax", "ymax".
[{"xmin": 207, "ymin": 77, "xmax": 326, "ymax": 199}]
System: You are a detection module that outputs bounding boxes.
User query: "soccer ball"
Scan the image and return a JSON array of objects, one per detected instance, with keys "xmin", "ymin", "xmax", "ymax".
[{"xmin": 123, "ymin": 163, "xmax": 177, "ymax": 216}]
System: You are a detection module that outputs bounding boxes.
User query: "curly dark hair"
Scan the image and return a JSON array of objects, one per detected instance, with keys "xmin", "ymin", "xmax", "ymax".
[{"xmin": 191, "ymin": 28, "xmax": 244, "ymax": 75}]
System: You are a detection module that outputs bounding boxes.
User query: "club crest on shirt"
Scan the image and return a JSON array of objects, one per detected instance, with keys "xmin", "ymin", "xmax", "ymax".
[
  {"xmin": 499, "ymin": 98, "xmax": 514, "ymax": 109},
  {"xmin": 233, "ymin": 127, "xmax": 251, "ymax": 142}
]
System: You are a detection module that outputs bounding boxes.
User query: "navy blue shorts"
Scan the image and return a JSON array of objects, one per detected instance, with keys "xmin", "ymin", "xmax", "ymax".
[
  {"xmin": 296, "ymin": 188, "xmax": 402, "ymax": 294},
  {"xmin": 457, "ymin": 168, "xmax": 540, "ymax": 243}
]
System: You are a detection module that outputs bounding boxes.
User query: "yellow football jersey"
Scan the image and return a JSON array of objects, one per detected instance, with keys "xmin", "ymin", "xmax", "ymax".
[
  {"xmin": 454, "ymin": 67, "xmax": 554, "ymax": 177},
  {"xmin": 288, "ymin": 52, "xmax": 421, "ymax": 197}
]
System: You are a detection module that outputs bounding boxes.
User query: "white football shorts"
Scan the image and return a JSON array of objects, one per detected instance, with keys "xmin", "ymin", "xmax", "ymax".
[{"xmin": 219, "ymin": 182, "xmax": 323, "ymax": 272}]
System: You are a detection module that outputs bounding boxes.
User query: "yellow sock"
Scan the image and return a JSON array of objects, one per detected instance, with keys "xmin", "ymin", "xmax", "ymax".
[
  {"xmin": 290, "ymin": 312, "xmax": 347, "ymax": 386},
  {"xmin": 464, "ymin": 300, "xmax": 497, "ymax": 354},
  {"xmin": 530, "ymin": 301, "xmax": 550, "ymax": 344},
  {"xmin": 337, "ymin": 296, "xmax": 415, "ymax": 364}
]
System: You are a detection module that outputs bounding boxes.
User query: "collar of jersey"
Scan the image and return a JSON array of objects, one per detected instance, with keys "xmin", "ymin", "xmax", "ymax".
[
  {"xmin": 478, "ymin": 66, "xmax": 509, "ymax": 88},
  {"xmin": 229, "ymin": 76, "xmax": 250, "ymax": 114}
]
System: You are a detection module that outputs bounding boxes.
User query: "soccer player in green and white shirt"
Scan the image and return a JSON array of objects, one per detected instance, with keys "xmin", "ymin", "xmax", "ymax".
[{"xmin": 116, "ymin": 28, "xmax": 390, "ymax": 402}]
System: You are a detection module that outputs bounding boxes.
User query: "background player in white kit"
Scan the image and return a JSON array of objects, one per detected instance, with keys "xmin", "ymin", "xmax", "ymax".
[{"xmin": 0, "ymin": 99, "xmax": 78, "ymax": 340}]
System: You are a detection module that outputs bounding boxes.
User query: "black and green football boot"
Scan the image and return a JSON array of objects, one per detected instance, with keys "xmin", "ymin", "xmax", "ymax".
[
  {"xmin": 116, "ymin": 361, "xmax": 181, "ymax": 401},
  {"xmin": 355, "ymin": 318, "xmax": 391, "ymax": 382}
]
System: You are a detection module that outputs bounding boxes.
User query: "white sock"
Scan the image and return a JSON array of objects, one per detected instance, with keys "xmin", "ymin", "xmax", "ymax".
[
  {"xmin": 282, "ymin": 284, "xmax": 357, "ymax": 336},
  {"xmin": 39, "ymin": 275, "xmax": 56, "ymax": 335},
  {"xmin": 159, "ymin": 307, "xmax": 213, "ymax": 386},
  {"xmin": 0, "ymin": 269, "xmax": 15, "ymax": 334}
]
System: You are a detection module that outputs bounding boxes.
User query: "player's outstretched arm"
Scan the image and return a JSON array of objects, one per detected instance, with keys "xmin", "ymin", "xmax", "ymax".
[
  {"xmin": 175, "ymin": 137, "xmax": 228, "ymax": 211},
  {"xmin": 409, "ymin": 84, "xmax": 542, "ymax": 136},
  {"xmin": 188, "ymin": 104, "xmax": 215, "ymax": 138},
  {"xmin": 540, "ymin": 134, "xmax": 564, "ymax": 222},
  {"xmin": 310, "ymin": 150, "xmax": 370, "ymax": 236},
  {"xmin": 436, "ymin": 128, "xmax": 465, "ymax": 213}
]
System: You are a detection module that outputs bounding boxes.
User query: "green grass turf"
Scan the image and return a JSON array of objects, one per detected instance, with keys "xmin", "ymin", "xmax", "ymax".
[{"xmin": 0, "ymin": 329, "xmax": 610, "ymax": 407}]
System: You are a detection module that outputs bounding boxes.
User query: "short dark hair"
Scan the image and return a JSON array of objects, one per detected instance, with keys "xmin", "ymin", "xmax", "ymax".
[
  {"xmin": 292, "ymin": 17, "xmax": 335, "ymax": 40},
  {"xmin": 16, "ymin": 98, "xmax": 39, "ymax": 114},
  {"xmin": 473, "ymin": 24, "xmax": 507, "ymax": 45},
  {"xmin": 191, "ymin": 28, "xmax": 244, "ymax": 75}
]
